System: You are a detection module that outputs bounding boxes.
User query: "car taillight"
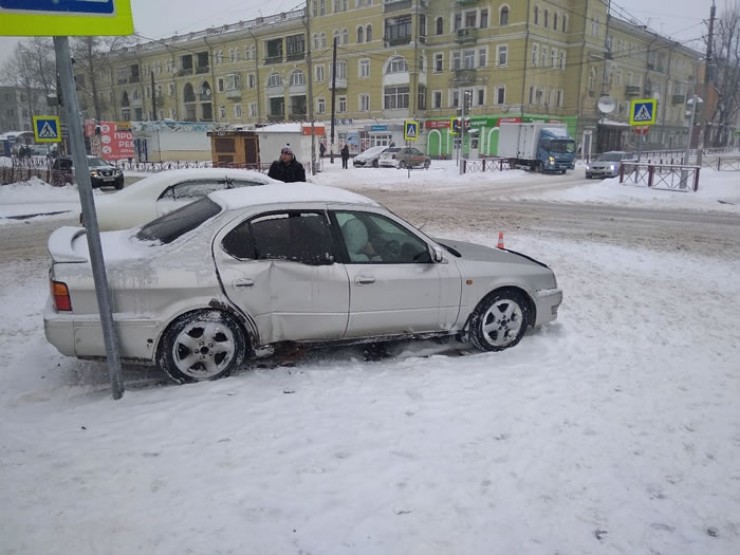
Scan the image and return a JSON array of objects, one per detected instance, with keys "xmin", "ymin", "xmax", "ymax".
[{"xmin": 51, "ymin": 280, "xmax": 72, "ymax": 311}]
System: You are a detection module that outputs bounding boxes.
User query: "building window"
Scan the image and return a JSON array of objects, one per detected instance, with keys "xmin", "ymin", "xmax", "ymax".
[
  {"xmin": 534, "ymin": 5, "xmax": 539, "ymax": 25},
  {"xmin": 290, "ymin": 71, "xmax": 305, "ymax": 86},
  {"xmin": 219, "ymin": 105, "xmax": 226, "ymax": 118},
  {"xmin": 338, "ymin": 96, "xmax": 347, "ymax": 112},
  {"xmin": 316, "ymin": 65, "xmax": 325, "ymax": 82},
  {"xmin": 480, "ymin": 9, "xmax": 488, "ymax": 28},
  {"xmin": 267, "ymin": 73, "xmax": 282, "ymax": 88},
  {"xmin": 433, "ymin": 90, "xmax": 442, "ymax": 109},
  {"xmin": 249, "ymin": 103, "xmax": 257, "ymax": 117},
  {"xmin": 478, "ymin": 48, "xmax": 487, "ymax": 67},
  {"xmin": 333, "ymin": 0, "xmax": 348, "ymax": 12},
  {"xmin": 465, "ymin": 10, "xmax": 476, "ymax": 28},
  {"xmin": 434, "ymin": 53, "xmax": 443, "ymax": 73},
  {"xmin": 500, "ymin": 6, "xmax": 509, "ymax": 26},
  {"xmin": 168, "ymin": 83, "xmax": 175, "ymax": 96},
  {"xmin": 317, "ymin": 97, "xmax": 326, "ymax": 114},
  {"xmin": 532, "ymin": 44, "xmax": 539, "ymax": 66},
  {"xmin": 541, "ymin": 46, "xmax": 548, "ymax": 68},
  {"xmin": 496, "ymin": 86, "xmax": 505, "ymax": 105},
  {"xmin": 366, "ymin": 24, "xmax": 373, "ymax": 42},
  {"xmin": 553, "ymin": 13, "xmax": 558, "ymax": 30},
  {"xmin": 286, "ymin": 34, "xmax": 306, "ymax": 60},
  {"xmin": 357, "ymin": 26, "xmax": 364, "ymax": 43},
  {"xmin": 435, "ymin": 16, "xmax": 444, "ymax": 35},
  {"xmin": 385, "ymin": 15, "xmax": 412, "ymax": 44},
  {"xmin": 386, "ymin": 56, "xmax": 409, "ymax": 74},
  {"xmin": 359, "ymin": 58, "xmax": 370, "ymax": 78},
  {"xmin": 591, "ymin": 18, "xmax": 600, "ymax": 36},
  {"xmin": 418, "ymin": 84, "xmax": 426, "ymax": 110},
  {"xmin": 359, "ymin": 94, "xmax": 370, "ymax": 111},
  {"xmin": 463, "ymin": 49, "xmax": 475, "ymax": 70},
  {"xmin": 248, "ymin": 74, "xmax": 256, "ymax": 89},
  {"xmin": 476, "ymin": 88, "xmax": 484, "ymax": 106},
  {"xmin": 551, "ymin": 48, "xmax": 558, "ymax": 68},
  {"xmin": 234, "ymin": 104, "xmax": 242, "ymax": 118},
  {"xmin": 384, "ymin": 86, "xmax": 409, "ymax": 109},
  {"xmin": 497, "ymin": 45, "xmax": 508, "ymax": 66},
  {"xmin": 562, "ymin": 15, "xmax": 568, "ymax": 32}
]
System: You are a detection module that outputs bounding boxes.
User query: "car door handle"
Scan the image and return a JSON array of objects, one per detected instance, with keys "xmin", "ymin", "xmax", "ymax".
[
  {"xmin": 354, "ymin": 275, "xmax": 376, "ymax": 285},
  {"xmin": 234, "ymin": 278, "xmax": 254, "ymax": 288}
]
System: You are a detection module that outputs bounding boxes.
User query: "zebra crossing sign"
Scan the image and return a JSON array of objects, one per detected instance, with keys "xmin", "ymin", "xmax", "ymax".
[
  {"xmin": 32, "ymin": 115, "xmax": 62, "ymax": 143},
  {"xmin": 629, "ymin": 98, "xmax": 658, "ymax": 126},
  {"xmin": 404, "ymin": 120, "xmax": 419, "ymax": 142}
]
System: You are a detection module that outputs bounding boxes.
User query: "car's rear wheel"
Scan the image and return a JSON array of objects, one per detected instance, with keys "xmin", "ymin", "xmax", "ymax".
[
  {"xmin": 372, "ymin": 159, "xmax": 379, "ymax": 168},
  {"xmin": 423, "ymin": 159, "xmax": 431, "ymax": 169},
  {"xmin": 158, "ymin": 310, "xmax": 248, "ymax": 383},
  {"xmin": 468, "ymin": 289, "xmax": 531, "ymax": 352}
]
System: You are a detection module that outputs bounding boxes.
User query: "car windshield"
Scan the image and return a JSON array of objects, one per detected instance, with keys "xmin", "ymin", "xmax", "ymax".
[
  {"xmin": 87, "ymin": 156, "xmax": 110, "ymax": 166},
  {"xmin": 136, "ymin": 197, "xmax": 222, "ymax": 244},
  {"xmin": 597, "ymin": 152, "xmax": 625, "ymax": 161},
  {"xmin": 550, "ymin": 140, "xmax": 576, "ymax": 154},
  {"xmin": 384, "ymin": 148, "xmax": 401, "ymax": 154}
]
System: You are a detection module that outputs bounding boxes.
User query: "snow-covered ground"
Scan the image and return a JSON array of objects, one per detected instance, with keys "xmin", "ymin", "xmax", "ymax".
[{"xmin": 1, "ymin": 160, "xmax": 739, "ymax": 554}]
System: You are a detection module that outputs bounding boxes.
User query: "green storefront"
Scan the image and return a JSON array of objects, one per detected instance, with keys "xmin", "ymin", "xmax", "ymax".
[{"xmin": 425, "ymin": 114, "xmax": 577, "ymax": 159}]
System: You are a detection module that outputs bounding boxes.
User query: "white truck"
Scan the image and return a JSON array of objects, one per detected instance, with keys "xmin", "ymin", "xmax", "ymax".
[{"xmin": 498, "ymin": 122, "xmax": 576, "ymax": 173}]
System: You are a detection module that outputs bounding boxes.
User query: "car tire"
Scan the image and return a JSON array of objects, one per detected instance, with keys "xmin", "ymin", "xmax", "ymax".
[
  {"xmin": 398, "ymin": 161, "xmax": 407, "ymax": 169},
  {"xmin": 585, "ymin": 173, "xmax": 591, "ymax": 179},
  {"xmin": 467, "ymin": 289, "xmax": 531, "ymax": 352},
  {"xmin": 424, "ymin": 160, "xmax": 431, "ymax": 169},
  {"xmin": 114, "ymin": 179, "xmax": 124, "ymax": 190},
  {"xmin": 372, "ymin": 159, "xmax": 379, "ymax": 168},
  {"xmin": 158, "ymin": 309, "xmax": 248, "ymax": 383}
]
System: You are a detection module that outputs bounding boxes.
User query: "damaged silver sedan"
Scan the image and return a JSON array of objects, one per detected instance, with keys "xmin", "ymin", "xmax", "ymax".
[{"xmin": 44, "ymin": 184, "xmax": 563, "ymax": 383}]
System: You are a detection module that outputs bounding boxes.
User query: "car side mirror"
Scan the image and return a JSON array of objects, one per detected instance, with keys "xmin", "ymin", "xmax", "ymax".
[{"xmin": 432, "ymin": 246, "xmax": 447, "ymax": 264}]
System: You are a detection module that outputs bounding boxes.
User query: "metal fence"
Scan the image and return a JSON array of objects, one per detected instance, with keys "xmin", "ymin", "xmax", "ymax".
[
  {"xmin": 460, "ymin": 158, "xmax": 511, "ymax": 174},
  {"xmin": 619, "ymin": 162, "xmax": 700, "ymax": 192}
]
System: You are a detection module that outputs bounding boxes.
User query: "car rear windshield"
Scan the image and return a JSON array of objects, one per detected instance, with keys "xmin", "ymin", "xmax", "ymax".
[{"xmin": 136, "ymin": 197, "xmax": 222, "ymax": 244}]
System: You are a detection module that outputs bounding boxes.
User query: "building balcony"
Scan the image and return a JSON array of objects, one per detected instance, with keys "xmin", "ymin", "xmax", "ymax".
[
  {"xmin": 199, "ymin": 93, "xmax": 212, "ymax": 102},
  {"xmin": 225, "ymin": 89, "xmax": 242, "ymax": 100},
  {"xmin": 265, "ymin": 55, "xmax": 283, "ymax": 65},
  {"xmin": 267, "ymin": 113, "xmax": 285, "ymax": 122},
  {"xmin": 384, "ymin": 35, "xmax": 412, "ymax": 47},
  {"xmin": 455, "ymin": 28, "xmax": 478, "ymax": 44},
  {"xmin": 195, "ymin": 65, "xmax": 210, "ymax": 75},
  {"xmin": 453, "ymin": 69, "xmax": 477, "ymax": 86},
  {"xmin": 625, "ymin": 85, "xmax": 641, "ymax": 96},
  {"xmin": 130, "ymin": 75, "xmax": 140, "ymax": 84},
  {"xmin": 286, "ymin": 52, "xmax": 305, "ymax": 62},
  {"xmin": 177, "ymin": 68, "xmax": 194, "ymax": 77},
  {"xmin": 329, "ymin": 78, "xmax": 348, "ymax": 90},
  {"xmin": 384, "ymin": 0, "xmax": 412, "ymax": 13},
  {"xmin": 289, "ymin": 112, "xmax": 307, "ymax": 121}
]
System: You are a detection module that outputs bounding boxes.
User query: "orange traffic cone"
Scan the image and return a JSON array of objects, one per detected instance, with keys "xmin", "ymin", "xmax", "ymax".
[{"xmin": 497, "ymin": 231, "xmax": 505, "ymax": 249}]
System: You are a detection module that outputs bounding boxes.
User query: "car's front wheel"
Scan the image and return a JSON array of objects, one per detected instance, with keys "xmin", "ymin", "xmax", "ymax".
[
  {"xmin": 158, "ymin": 310, "xmax": 248, "ymax": 383},
  {"xmin": 467, "ymin": 289, "xmax": 531, "ymax": 352},
  {"xmin": 423, "ymin": 159, "xmax": 431, "ymax": 169},
  {"xmin": 372, "ymin": 159, "xmax": 379, "ymax": 168}
]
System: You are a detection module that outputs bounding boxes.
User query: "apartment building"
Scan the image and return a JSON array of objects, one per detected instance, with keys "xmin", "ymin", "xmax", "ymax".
[{"xmin": 89, "ymin": 0, "xmax": 702, "ymax": 157}]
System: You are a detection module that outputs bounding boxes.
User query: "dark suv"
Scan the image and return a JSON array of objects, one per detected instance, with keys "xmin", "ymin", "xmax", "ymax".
[{"xmin": 52, "ymin": 155, "xmax": 124, "ymax": 189}]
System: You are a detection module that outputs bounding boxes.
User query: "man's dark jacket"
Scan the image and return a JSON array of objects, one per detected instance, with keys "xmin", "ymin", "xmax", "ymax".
[{"xmin": 268, "ymin": 158, "xmax": 306, "ymax": 183}]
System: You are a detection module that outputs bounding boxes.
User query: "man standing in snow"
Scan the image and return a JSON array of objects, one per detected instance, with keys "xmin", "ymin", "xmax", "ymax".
[{"xmin": 268, "ymin": 144, "xmax": 306, "ymax": 183}]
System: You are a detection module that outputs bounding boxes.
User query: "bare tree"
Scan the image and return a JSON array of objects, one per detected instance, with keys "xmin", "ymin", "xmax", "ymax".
[
  {"xmin": 1, "ymin": 38, "xmax": 56, "ymax": 117},
  {"xmin": 706, "ymin": 4, "xmax": 740, "ymax": 147}
]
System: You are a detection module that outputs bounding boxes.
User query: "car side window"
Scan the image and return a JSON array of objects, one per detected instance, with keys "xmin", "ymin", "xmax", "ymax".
[
  {"xmin": 222, "ymin": 211, "xmax": 334, "ymax": 264},
  {"xmin": 334, "ymin": 211, "xmax": 431, "ymax": 264}
]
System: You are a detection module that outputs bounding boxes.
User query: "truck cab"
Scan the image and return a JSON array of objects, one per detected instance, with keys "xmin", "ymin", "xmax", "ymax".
[{"xmin": 537, "ymin": 129, "xmax": 576, "ymax": 173}]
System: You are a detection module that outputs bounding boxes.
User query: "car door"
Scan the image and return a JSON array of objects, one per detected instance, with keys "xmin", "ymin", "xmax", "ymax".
[
  {"xmin": 408, "ymin": 148, "xmax": 423, "ymax": 167},
  {"xmin": 214, "ymin": 209, "xmax": 350, "ymax": 345},
  {"xmin": 333, "ymin": 210, "xmax": 461, "ymax": 337}
]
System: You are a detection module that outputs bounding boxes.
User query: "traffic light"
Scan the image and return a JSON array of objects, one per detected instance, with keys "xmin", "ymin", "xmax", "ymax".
[{"xmin": 450, "ymin": 118, "xmax": 461, "ymax": 135}]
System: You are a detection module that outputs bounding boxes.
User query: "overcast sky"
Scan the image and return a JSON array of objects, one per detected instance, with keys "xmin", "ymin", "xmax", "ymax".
[{"xmin": 0, "ymin": 0, "xmax": 720, "ymax": 78}]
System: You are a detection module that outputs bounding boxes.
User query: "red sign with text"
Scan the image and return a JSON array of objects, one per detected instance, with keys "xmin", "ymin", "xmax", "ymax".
[{"xmin": 97, "ymin": 121, "xmax": 135, "ymax": 161}]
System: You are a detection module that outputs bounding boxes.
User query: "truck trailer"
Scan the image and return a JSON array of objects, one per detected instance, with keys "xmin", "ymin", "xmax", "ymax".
[{"xmin": 498, "ymin": 123, "xmax": 576, "ymax": 173}]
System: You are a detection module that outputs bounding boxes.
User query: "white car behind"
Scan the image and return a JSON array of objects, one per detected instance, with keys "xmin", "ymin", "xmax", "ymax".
[{"xmin": 90, "ymin": 168, "xmax": 281, "ymax": 231}]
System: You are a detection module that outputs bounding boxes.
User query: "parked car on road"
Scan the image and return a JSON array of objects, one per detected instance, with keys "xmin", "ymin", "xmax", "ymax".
[
  {"xmin": 379, "ymin": 147, "xmax": 431, "ymax": 169},
  {"xmin": 585, "ymin": 151, "xmax": 637, "ymax": 179},
  {"xmin": 52, "ymin": 155, "xmax": 124, "ymax": 189},
  {"xmin": 352, "ymin": 145, "xmax": 388, "ymax": 168},
  {"xmin": 89, "ymin": 168, "xmax": 281, "ymax": 231},
  {"xmin": 44, "ymin": 184, "xmax": 562, "ymax": 384}
]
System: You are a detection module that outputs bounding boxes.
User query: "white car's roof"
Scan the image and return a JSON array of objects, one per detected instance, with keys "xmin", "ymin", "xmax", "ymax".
[
  {"xmin": 109, "ymin": 168, "xmax": 278, "ymax": 200},
  {"xmin": 209, "ymin": 183, "xmax": 381, "ymax": 210}
]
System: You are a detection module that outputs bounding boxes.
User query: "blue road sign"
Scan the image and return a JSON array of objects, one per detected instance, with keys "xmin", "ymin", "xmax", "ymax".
[
  {"xmin": 629, "ymin": 98, "xmax": 657, "ymax": 126},
  {"xmin": 0, "ymin": 0, "xmax": 115, "ymax": 14},
  {"xmin": 33, "ymin": 115, "xmax": 61, "ymax": 143}
]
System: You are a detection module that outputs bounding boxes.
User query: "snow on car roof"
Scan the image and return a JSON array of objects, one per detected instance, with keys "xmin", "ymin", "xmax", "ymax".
[
  {"xmin": 208, "ymin": 183, "xmax": 381, "ymax": 210},
  {"xmin": 108, "ymin": 168, "xmax": 279, "ymax": 200}
]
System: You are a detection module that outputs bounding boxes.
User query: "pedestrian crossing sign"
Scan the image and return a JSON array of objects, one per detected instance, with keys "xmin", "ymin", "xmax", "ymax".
[
  {"xmin": 404, "ymin": 120, "xmax": 419, "ymax": 142},
  {"xmin": 32, "ymin": 115, "xmax": 62, "ymax": 143},
  {"xmin": 629, "ymin": 98, "xmax": 658, "ymax": 126}
]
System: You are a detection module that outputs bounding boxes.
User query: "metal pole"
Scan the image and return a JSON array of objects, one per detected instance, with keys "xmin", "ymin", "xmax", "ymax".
[
  {"xmin": 329, "ymin": 37, "xmax": 337, "ymax": 164},
  {"xmin": 684, "ymin": 96, "xmax": 698, "ymax": 164},
  {"xmin": 54, "ymin": 36, "xmax": 124, "ymax": 400},
  {"xmin": 304, "ymin": 2, "xmax": 317, "ymax": 175},
  {"xmin": 696, "ymin": 1, "xmax": 716, "ymax": 167}
]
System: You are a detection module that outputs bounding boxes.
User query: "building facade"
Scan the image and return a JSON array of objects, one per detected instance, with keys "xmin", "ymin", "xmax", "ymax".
[
  {"xmin": 0, "ymin": 86, "xmax": 50, "ymax": 134},
  {"xmin": 89, "ymin": 0, "xmax": 702, "ymax": 158}
]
